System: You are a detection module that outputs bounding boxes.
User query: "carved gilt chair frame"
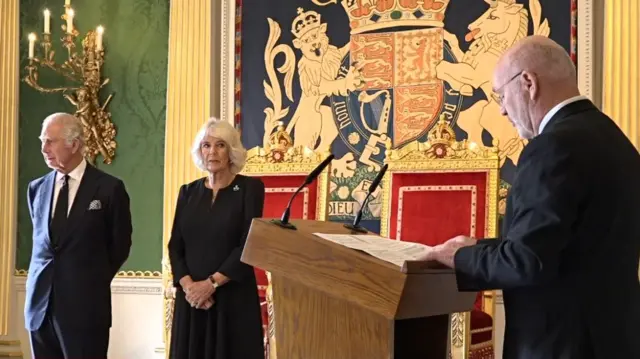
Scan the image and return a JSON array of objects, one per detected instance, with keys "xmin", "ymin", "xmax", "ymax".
[
  {"xmin": 379, "ymin": 129, "xmax": 500, "ymax": 359},
  {"xmin": 241, "ymin": 145, "xmax": 331, "ymax": 222},
  {"xmin": 241, "ymin": 144, "xmax": 332, "ymax": 359}
]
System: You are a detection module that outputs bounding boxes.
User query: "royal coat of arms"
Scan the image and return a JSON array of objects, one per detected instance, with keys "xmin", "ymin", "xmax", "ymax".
[
  {"xmin": 254, "ymin": 0, "xmax": 553, "ymax": 226},
  {"xmin": 264, "ymin": 1, "xmax": 462, "ymax": 171}
]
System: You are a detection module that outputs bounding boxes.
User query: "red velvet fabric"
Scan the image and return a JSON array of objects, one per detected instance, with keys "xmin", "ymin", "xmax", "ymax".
[
  {"xmin": 251, "ymin": 174, "xmax": 320, "ymax": 290},
  {"xmin": 388, "ymin": 172, "xmax": 488, "ymax": 243},
  {"xmin": 470, "ymin": 309, "xmax": 493, "ymax": 344},
  {"xmin": 474, "ymin": 292, "xmax": 483, "ymax": 311},
  {"xmin": 260, "ymin": 175, "xmax": 319, "ymax": 220},
  {"xmin": 387, "ymin": 171, "xmax": 493, "ymax": 344},
  {"xmin": 247, "ymin": 174, "xmax": 321, "ymax": 337}
]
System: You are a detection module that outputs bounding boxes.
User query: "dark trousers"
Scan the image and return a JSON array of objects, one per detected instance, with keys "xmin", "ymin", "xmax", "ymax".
[{"xmin": 29, "ymin": 306, "xmax": 109, "ymax": 359}]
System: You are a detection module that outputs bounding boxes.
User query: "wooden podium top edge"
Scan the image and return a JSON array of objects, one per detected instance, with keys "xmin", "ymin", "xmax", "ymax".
[
  {"xmin": 255, "ymin": 218, "xmax": 403, "ymax": 272},
  {"xmin": 254, "ymin": 218, "xmax": 455, "ymax": 276},
  {"xmin": 401, "ymin": 260, "xmax": 454, "ymax": 274}
]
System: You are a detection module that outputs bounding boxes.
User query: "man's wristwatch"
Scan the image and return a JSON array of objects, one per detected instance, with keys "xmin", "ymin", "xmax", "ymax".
[{"xmin": 208, "ymin": 275, "xmax": 219, "ymax": 289}]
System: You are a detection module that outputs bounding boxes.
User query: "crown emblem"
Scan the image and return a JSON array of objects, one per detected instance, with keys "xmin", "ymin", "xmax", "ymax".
[
  {"xmin": 386, "ymin": 112, "xmax": 497, "ymax": 161},
  {"xmin": 427, "ymin": 114, "xmax": 456, "ymax": 146},
  {"xmin": 268, "ymin": 121, "xmax": 293, "ymax": 150},
  {"xmin": 339, "ymin": 0, "xmax": 451, "ymax": 34},
  {"xmin": 266, "ymin": 121, "xmax": 294, "ymax": 162},
  {"xmin": 291, "ymin": 7, "xmax": 322, "ymax": 38}
]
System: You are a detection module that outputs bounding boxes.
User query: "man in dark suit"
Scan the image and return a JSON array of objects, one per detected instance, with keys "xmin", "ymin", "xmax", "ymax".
[
  {"xmin": 26, "ymin": 112, "xmax": 132, "ymax": 358},
  {"xmin": 420, "ymin": 36, "xmax": 640, "ymax": 358}
]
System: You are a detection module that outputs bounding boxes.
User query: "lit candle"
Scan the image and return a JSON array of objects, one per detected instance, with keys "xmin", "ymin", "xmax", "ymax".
[
  {"xmin": 96, "ymin": 26, "xmax": 104, "ymax": 50},
  {"xmin": 28, "ymin": 33, "xmax": 36, "ymax": 58},
  {"xmin": 66, "ymin": 9, "xmax": 74, "ymax": 34},
  {"xmin": 43, "ymin": 9, "xmax": 50, "ymax": 34},
  {"xmin": 65, "ymin": 0, "xmax": 70, "ymax": 5}
]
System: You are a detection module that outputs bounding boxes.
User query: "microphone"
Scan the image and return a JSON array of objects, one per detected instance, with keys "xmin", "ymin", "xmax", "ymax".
[
  {"xmin": 271, "ymin": 154, "xmax": 335, "ymax": 230},
  {"xmin": 344, "ymin": 163, "xmax": 388, "ymax": 234}
]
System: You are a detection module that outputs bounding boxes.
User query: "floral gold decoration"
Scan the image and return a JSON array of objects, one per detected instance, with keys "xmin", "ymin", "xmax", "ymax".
[{"xmin": 162, "ymin": 256, "xmax": 176, "ymax": 348}]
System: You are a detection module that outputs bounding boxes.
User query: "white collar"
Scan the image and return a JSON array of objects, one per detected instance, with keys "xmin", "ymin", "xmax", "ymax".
[
  {"xmin": 56, "ymin": 158, "xmax": 87, "ymax": 182},
  {"xmin": 538, "ymin": 95, "xmax": 590, "ymax": 134}
]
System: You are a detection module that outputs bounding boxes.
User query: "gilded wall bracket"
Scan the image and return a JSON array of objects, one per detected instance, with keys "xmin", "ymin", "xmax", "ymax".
[{"xmin": 23, "ymin": 4, "xmax": 117, "ymax": 165}]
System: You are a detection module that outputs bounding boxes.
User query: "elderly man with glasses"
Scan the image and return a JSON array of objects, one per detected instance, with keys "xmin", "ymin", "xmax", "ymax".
[{"xmin": 420, "ymin": 35, "xmax": 640, "ymax": 359}]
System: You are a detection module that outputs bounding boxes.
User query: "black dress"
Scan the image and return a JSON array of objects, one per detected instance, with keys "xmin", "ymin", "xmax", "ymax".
[{"xmin": 168, "ymin": 175, "xmax": 265, "ymax": 359}]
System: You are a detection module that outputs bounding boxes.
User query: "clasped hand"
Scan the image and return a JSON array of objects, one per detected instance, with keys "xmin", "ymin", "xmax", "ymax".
[{"xmin": 184, "ymin": 280, "xmax": 215, "ymax": 310}]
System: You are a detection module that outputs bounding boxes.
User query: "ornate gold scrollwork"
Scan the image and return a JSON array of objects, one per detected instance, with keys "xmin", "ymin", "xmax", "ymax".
[
  {"xmin": 386, "ymin": 114, "xmax": 500, "ymax": 162},
  {"xmin": 161, "ymin": 256, "xmax": 176, "ymax": 350},
  {"xmin": 23, "ymin": 5, "xmax": 117, "ymax": 165}
]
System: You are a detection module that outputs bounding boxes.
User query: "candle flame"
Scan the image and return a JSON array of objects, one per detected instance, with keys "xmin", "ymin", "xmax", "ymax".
[
  {"xmin": 28, "ymin": 33, "xmax": 36, "ymax": 41},
  {"xmin": 67, "ymin": 8, "xmax": 74, "ymax": 17},
  {"xmin": 44, "ymin": 9, "xmax": 50, "ymax": 16},
  {"xmin": 97, "ymin": 26, "xmax": 104, "ymax": 34}
]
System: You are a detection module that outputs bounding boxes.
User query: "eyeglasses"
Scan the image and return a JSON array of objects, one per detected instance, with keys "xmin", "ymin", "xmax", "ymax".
[{"xmin": 491, "ymin": 70, "xmax": 522, "ymax": 105}]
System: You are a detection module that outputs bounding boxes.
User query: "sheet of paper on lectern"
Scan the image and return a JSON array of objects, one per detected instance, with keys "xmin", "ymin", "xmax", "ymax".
[{"xmin": 313, "ymin": 233, "xmax": 433, "ymax": 268}]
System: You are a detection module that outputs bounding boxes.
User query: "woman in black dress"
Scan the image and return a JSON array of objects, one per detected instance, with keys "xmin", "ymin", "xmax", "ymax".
[{"xmin": 168, "ymin": 118, "xmax": 265, "ymax": 359}]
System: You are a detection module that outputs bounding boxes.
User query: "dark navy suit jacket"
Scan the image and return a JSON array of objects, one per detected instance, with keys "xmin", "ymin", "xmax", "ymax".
[
  {"xmin": 25, "ymin": 164, "xmax": 132, "ymax": 331},
  {"xmin": 454, "ymin": 100, "xmax": 640, "ymax": 359}
]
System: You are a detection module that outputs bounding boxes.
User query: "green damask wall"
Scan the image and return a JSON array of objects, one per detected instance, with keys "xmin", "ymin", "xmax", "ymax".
[{"xmin": 17, "ymin": 0, "xmax": 169, "ymax": 273}]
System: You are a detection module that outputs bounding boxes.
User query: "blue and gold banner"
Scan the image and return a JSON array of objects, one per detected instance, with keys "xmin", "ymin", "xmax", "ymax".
[{"xmin": 238, "ymin": 0, "xmax": 575, "ymax": 232}]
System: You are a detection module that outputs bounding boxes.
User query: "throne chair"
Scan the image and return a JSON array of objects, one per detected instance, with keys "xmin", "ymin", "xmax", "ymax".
[
  {"xmin": 242, "ymin": 126, "xmax": 331, "ymax": 358},
  {"xmin": 380, "ymin": 116, "xmax": 500, "ymax": 359}
]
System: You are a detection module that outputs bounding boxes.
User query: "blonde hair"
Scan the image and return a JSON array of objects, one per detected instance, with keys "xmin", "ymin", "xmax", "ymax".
[{"xmin": 191, "ymin": 117, "xmax": 247, "ymax": 174}]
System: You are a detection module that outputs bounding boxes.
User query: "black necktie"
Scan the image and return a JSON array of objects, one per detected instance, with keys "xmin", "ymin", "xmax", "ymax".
[{"xmin": 50, "ymin": 175, "xmax": 70, "ymax": 244}]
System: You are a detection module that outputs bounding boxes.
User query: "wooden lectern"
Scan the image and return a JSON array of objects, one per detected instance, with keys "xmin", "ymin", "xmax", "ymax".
[{"xmin": 241, "ymin": 219, "xmax": 477, "ymax": 359}]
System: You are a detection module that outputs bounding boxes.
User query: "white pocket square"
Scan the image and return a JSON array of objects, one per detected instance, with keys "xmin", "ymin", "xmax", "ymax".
[{"xmin": 88, "ymin": 200, "xmax": 102, "ymax": 210}]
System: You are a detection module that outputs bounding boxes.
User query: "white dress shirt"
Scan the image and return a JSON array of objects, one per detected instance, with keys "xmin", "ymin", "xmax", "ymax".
[
  {"xmin": 52, "ymin": 158, "xmax": 87, "ymax": 218},
  {"xmin": 538, "ymin": 95, "xmax": 590, "ymax": 134}
]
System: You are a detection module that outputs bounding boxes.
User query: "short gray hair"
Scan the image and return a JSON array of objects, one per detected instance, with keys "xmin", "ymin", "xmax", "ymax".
[
  {"xmin": 41, "ymin": 112, "xmax": 84, "ymax": 147},
  {"xmin": 191, "ymin": 117, "xmax": 247, "ymax": 173}
]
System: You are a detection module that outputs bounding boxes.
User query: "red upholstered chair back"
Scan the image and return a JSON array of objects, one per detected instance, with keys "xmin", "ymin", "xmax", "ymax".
[
  {"xmin": 261, "ymin": 175, "xmax": 322, "ymax": 220},
  {"xmin": 381, "ymin": 171, "xmax": 494, "ymax": 313},
  {"xmin": 384, "ymin": 171, "xmax": 491, "ymax": 243},
  {"xmin": 379, "ymin": 119, "xmax": 500, "ymax": 358},
  {"xmin": 250, "ymin": 174, "xmax": 326, "ymax": 297},
  {"xmin": 241, "ymin": 145, "xmax": 331, "ymax": 342}
]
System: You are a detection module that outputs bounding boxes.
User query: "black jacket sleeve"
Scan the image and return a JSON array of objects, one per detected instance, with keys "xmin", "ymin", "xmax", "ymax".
[
  {"xmin": 454, "ymin": 134, "xmax": 587, "ymax": 291},
  {"xmin": 107, "ymin": 180, "xmax": 133, "ymax": 277}
]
